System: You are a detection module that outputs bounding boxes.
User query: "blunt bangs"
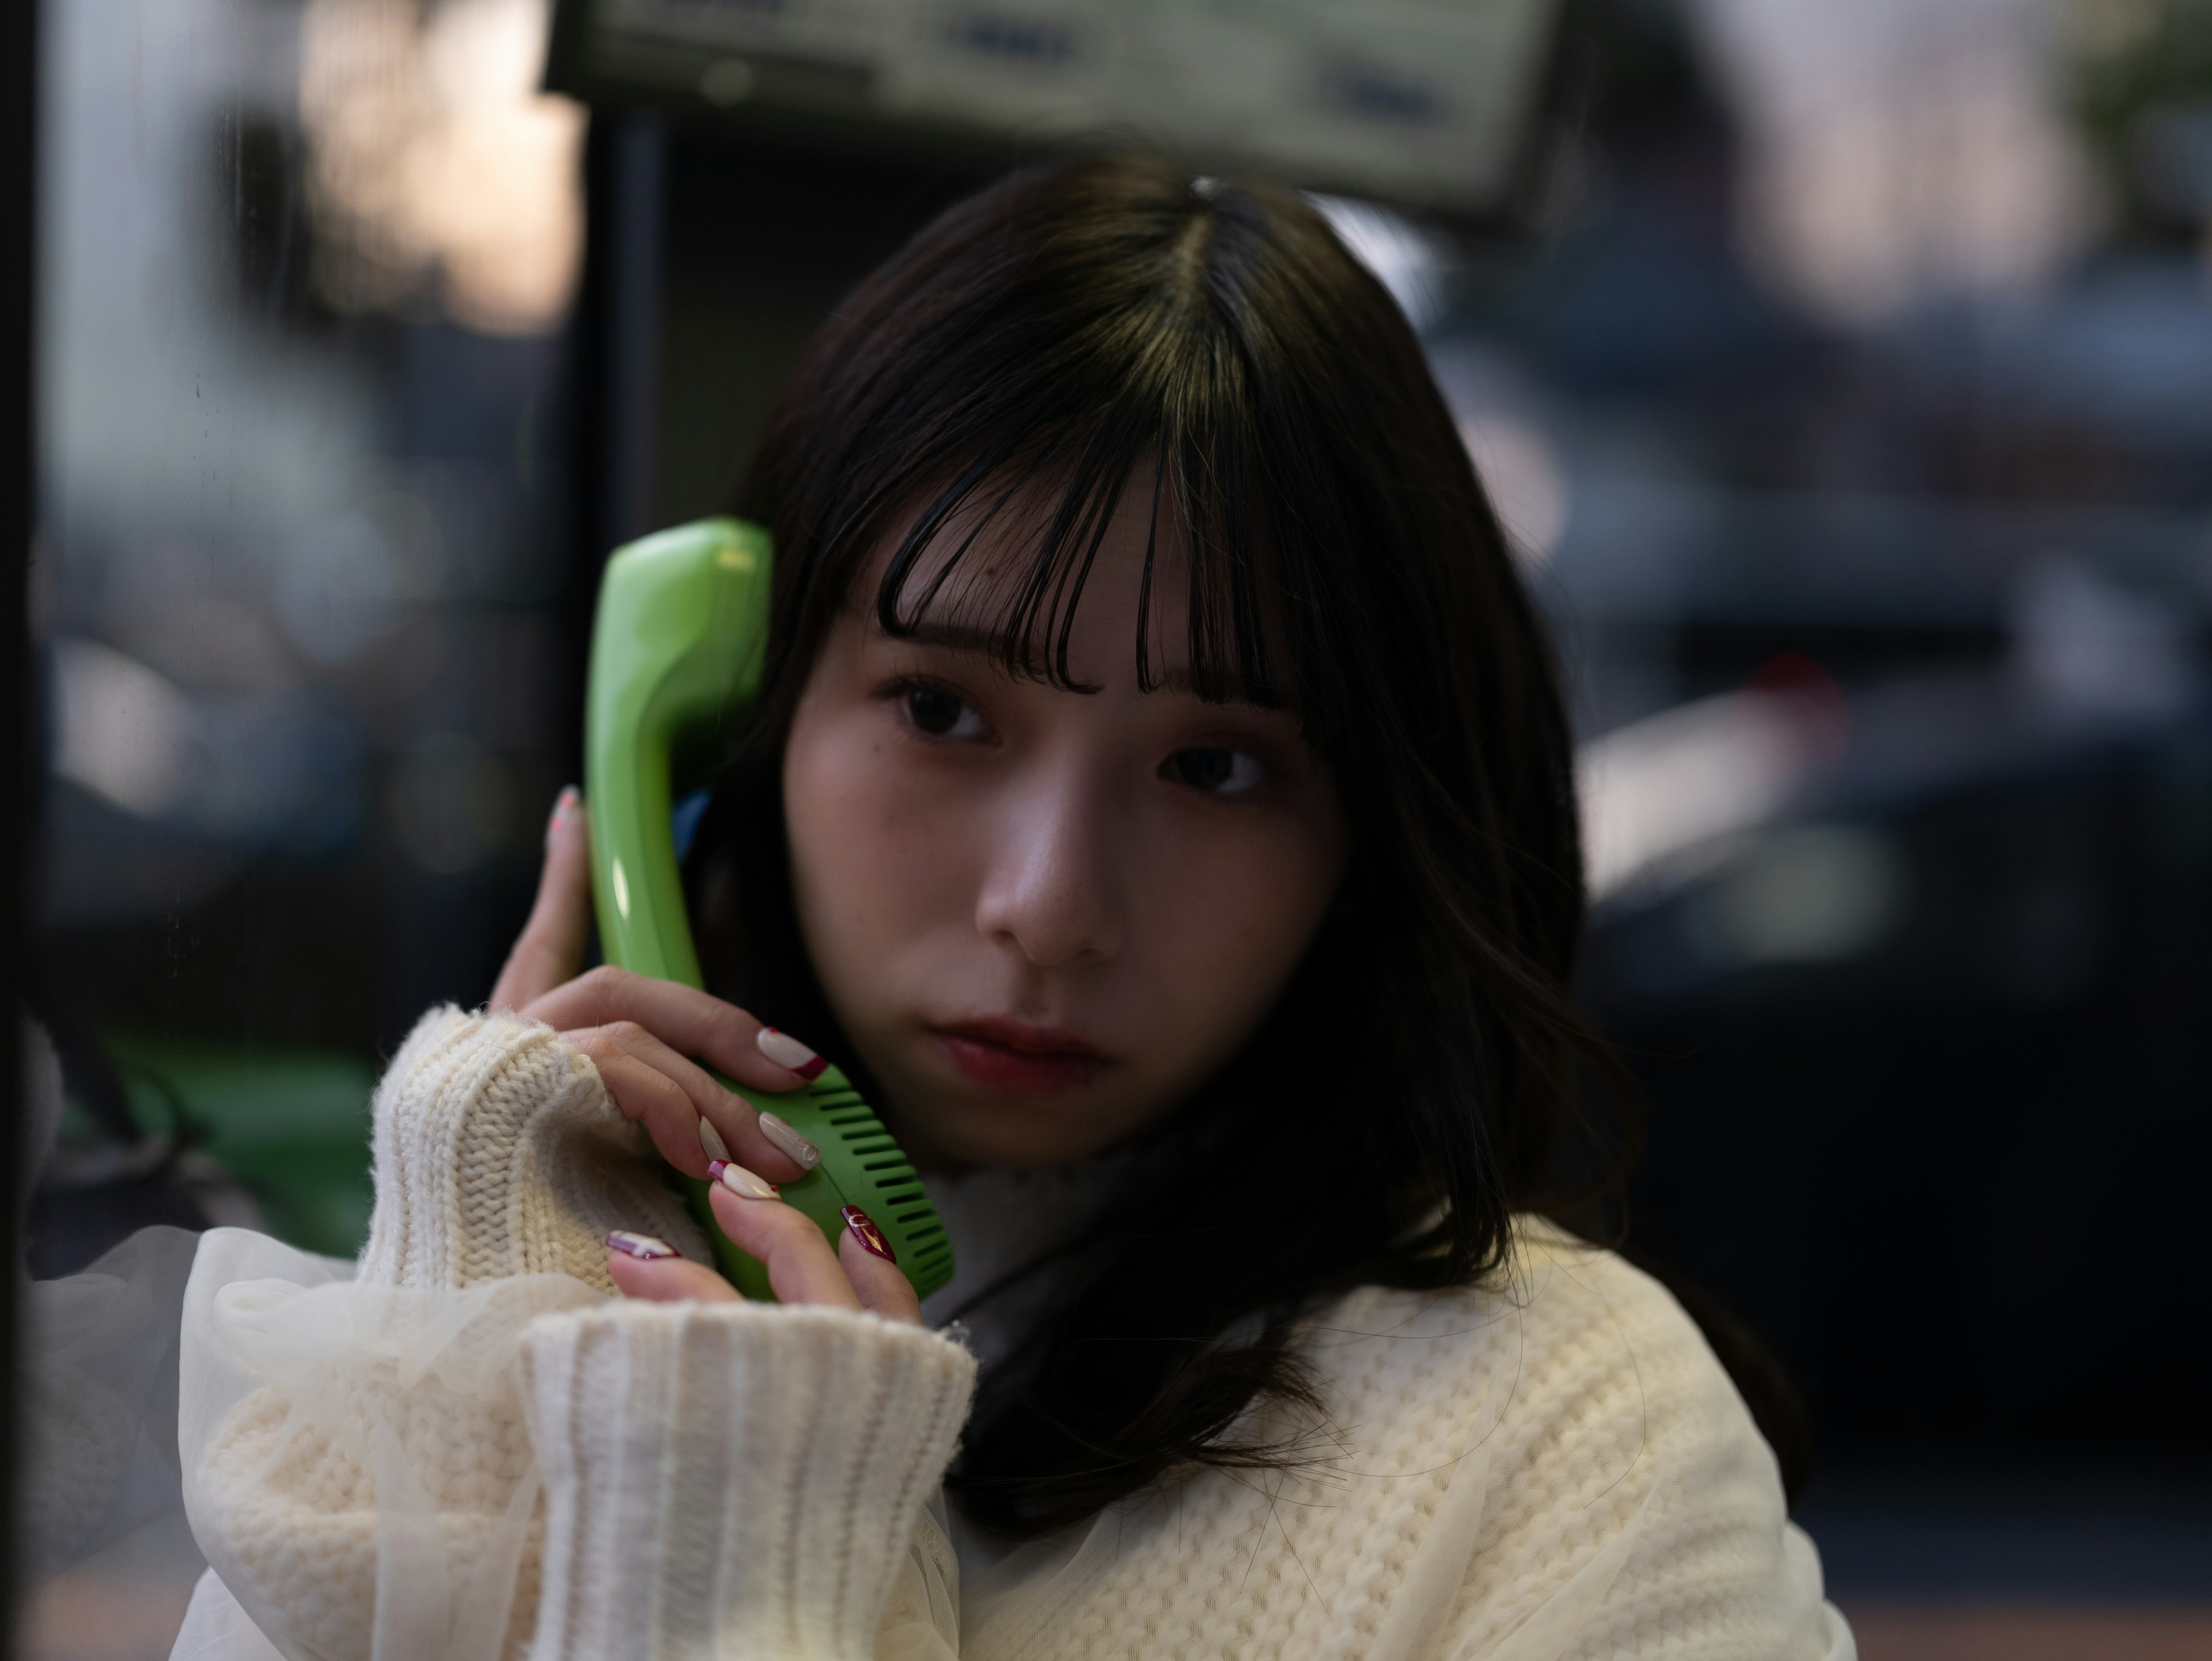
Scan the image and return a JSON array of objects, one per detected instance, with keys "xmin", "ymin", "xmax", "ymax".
[
  {"xmin": 872, "ymin": 423, "xmax": 1279, "ymax": 709},
  {"xmin": 775, "ymin": 171, "xmax": 1379, "ymax": 717}
]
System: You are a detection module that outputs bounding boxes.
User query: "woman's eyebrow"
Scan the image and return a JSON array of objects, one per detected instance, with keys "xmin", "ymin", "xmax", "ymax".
[
  {"xmin": 887, "ymin": 618, "xmax": 1280, "ymax": 709},
  {"xmin": 891, "ymin": 619, "xmax": 1003, "ymax": 657}
]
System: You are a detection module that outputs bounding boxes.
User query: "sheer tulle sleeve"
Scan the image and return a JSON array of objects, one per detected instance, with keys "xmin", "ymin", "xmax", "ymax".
[
  {"xmin": 171, "ymin": 1005, "xmax": 976, "ymax": 1661},
  {"xmin": 22, "ymin": 1224, "xmax": 201, "ymax": 1579}
]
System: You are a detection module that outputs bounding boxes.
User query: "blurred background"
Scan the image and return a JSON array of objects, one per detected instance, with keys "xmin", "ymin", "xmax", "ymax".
[{"xmin": 19, "ymin": 0, "xmax": 2212, "ymax": 1655}]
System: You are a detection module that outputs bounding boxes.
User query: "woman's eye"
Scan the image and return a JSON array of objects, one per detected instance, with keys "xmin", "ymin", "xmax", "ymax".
[
  {"xmin": 1165, "ymin": 746, "xmax": 1264, "ymax": 796},
  {"xmin": 905, "ymin": 684, "xmax": 984, "ymax": 739}
]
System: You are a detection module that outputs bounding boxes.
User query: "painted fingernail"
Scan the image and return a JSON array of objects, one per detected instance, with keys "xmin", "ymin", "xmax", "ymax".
[
  {"xmin": 545, "ymin": 786, "xmax": 580, "ymax": 850},
  {"xmin": 697, "ymin": 1115, "xmax": 731, "ymax": 1161},
  {"xmin": 756, "ymin": 1027, "xmax": 828, "ymax": 1081},
  {"xmin": 841, "ymin": 1206, "xmax": 896, "ymax": 1264},
  {"xmin": 708, "ymin": 1159, "xmax": 778, "ymax": 1200},
  {"xmin": 606, "ymin": 1231, "xmax": 677, "ymax": 1261},
  {"xmin": 756, "ymin": 1110, "xmax": 821, "ymax": 1169}
]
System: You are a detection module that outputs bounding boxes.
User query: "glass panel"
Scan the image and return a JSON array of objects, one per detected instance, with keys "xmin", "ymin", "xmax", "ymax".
[{"xmin": 27, "ymin": 0, "xmax": 584, "ymax": 1647}]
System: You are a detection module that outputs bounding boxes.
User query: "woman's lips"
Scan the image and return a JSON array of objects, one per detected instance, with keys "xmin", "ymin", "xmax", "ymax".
[{"xmin": 930, "ymin": 1018, "xmax": 1110, "ymax": 1095}]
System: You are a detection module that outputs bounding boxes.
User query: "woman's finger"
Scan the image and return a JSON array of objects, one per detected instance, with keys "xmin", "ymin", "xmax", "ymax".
[
  {"xmin": 490, "ymin": 788, "xmax": 593, "ymax": 1012},
  {"xmin": 522, "ymin": 966, "xmax": 827, "ymax": 1098},
  {"xmin": 571, "ymin": 1030, "xmax": 732, "ymax": 1178},
  {"xmin": 605, "ymin": 1237, "xmax": 743, "ymax": 1304},
  {"xmin": 705, "ymin": 1178, "xmax": 862, "ymax": 1311},
  {"xmin": 838, "ymin": 1210, "xmax": 923, "ymax": 1325},
  {"xmin": 571, "ymin": 1021, "xmax": 808, "ymax": 1184},
  {"xmin": 611, "ymin": 1190, "xmax": 922, "ymax": 1325}
]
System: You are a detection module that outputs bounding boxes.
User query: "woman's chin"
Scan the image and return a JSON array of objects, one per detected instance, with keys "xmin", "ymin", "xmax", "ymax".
[{"xmin": 889, "ymin": 1081, "xmax": 1132, "ymax": 1174}]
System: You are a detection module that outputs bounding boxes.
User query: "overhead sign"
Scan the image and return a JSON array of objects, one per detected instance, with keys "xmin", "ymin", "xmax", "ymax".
[{"xmin": 548, "ymin": 0, "xmax": 1565, "ymax": 217}]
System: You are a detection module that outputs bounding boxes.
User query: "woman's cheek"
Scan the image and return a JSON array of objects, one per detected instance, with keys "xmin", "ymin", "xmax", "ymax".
[
  {"xmin": 785, "ymin": 709, "xmax": 974, "ymax": 1020},
  {"xmin": 786, "ymin": 707, "xmax": 905, "ymax": 1004},
  {"xmin": 1144, "ymin": 811, "xmax": 1345, "ymax": 1080}
]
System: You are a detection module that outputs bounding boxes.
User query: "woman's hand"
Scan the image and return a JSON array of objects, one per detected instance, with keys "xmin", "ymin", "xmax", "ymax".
[
  {"xmin": 491, "ymin": 788, "xmax": 919, "ymax": 1326},
  {"xmin": 488, "ymin": 789, "xmax": 817, "ymax": 1205},
  {"xmin": 604, "ymin": 1185, "xmax": 922, "ymax": 1325}
]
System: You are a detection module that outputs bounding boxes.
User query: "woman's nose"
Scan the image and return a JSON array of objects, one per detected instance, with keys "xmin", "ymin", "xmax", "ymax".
[{"xmin": 973, "ymin": 762, "xmax": 1126, "ymax": 968}]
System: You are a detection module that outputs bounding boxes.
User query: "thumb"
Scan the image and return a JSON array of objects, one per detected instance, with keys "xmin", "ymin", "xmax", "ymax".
[{"xmin": 490, "ymin": 786, "xmax": 593, "ymax": 1011}]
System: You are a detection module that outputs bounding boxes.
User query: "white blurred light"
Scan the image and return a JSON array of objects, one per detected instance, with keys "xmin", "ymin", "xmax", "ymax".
[
  {"xmin": 1460, "ymin": 414, "xmax": 1569, "ymax": 566},
  {"xmin": 52, "ymin": 638, "xmax": 202, "ymax": 818},
  {"xmin": 1688, "ymin": 0, "xmax": 2090, "ymax": 325},
  {"xmin": 300, "ymin": 0, "xmax": 586, "ymax": 334},
  {"xmin": 1699, "ymin": 825, "xmax": 1903, "ymax": 964},
  {"xmin": 1579, "ymin": 691, "xmax": 1823, "ymax": 899},
  {"xmin": 1309, "ymin": 194, "xmax": 1449, "ymax": 331}
]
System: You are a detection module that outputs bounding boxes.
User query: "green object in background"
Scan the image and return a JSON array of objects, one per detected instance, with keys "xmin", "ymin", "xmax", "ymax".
[
  {"xmin": 584, "ymin": 518, "xmax": 955, "ymax": 1301},
  {"xmin": 90, "ymin": 1033, "xmax": 377, "ymax": 1258}
]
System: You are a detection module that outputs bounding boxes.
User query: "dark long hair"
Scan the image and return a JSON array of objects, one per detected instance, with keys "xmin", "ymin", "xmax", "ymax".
[{"xmin": 687, "ymin": 157, "xmax": 1634, "ymax": 1535}]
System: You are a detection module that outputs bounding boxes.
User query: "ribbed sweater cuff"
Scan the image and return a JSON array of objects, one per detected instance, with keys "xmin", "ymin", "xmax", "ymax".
[{"xmin": 519, "ymin": 1300, "xmax": 976, "ymax": 1661}]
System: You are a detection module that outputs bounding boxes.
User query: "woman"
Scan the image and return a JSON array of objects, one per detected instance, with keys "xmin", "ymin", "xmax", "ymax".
[{"xmin": 173, "ymin": 158, "xmax": 1851, "ymax": 1660}]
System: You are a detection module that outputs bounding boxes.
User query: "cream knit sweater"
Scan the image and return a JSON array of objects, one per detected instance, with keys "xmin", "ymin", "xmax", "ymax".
[{"xmin": 177, "ymin": 1006, "xmax": 1854, "ymax": 1661}]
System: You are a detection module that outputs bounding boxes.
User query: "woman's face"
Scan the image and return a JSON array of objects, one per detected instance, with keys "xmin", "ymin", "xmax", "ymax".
[{"xmin": 782, "ymin": 491, "xmax": 1350, "ymax": 1171}]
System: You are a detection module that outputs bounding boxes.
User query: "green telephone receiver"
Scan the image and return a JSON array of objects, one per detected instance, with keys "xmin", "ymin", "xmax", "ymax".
[{"xmin": 584, "ymin": 517, "xmax": 955, "ymax": 1301}]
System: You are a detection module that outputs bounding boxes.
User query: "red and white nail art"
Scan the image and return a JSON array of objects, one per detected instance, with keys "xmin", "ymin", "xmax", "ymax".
[
  {"xmin": 607, "ymin": 1231, "xmax": 677, "ymax": 1261},
  {"xmin": 840, "ymin": 1206, "xmax": 896, "ymax": 1264},
  {"xmin": 708, "ymin": 1159, "xmax": 779, "ymax": 1200},
  {"xmin": 756, "ymin": 1027, "xmax": 828, "ymax": 1081}
]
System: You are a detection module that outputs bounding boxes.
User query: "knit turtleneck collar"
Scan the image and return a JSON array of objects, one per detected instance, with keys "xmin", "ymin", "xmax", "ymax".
[{"xmin": 915, "ymin": 1157, "xmax": 1128, "ymax": 1373}]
